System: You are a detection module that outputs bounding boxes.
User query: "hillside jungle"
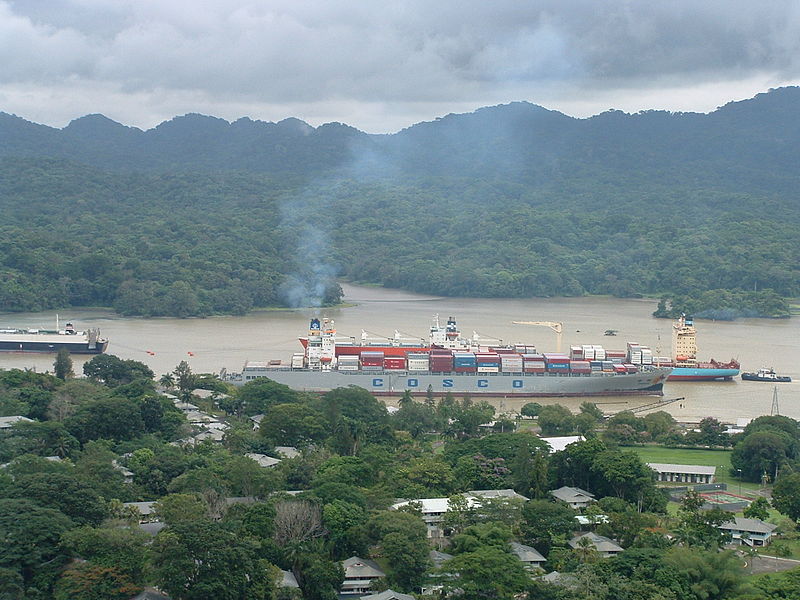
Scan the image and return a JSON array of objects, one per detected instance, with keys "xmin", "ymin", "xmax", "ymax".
[
  {"xmin": 1, "ymin": 88, "xmax": 800, "ymax": 318},
  {"xmin": 3, "ymin": 354, "xmax": 800, "ymax": 599},
  {"xmin": 0, "ymin": 158, "xmax": 796, "ymax": 318}
]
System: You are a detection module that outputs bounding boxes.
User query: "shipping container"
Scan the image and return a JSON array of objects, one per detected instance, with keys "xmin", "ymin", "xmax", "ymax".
[
  {"xmin": 477, "ymin": 366, "xmax": 500, "ymax": 373},
  {"xmin": 623, "ymin": 364, "xmax": 638, "ymax": 373},
  {"xmin": 337, "ymin": 365, "xmax": 359, "ymax": 371}
]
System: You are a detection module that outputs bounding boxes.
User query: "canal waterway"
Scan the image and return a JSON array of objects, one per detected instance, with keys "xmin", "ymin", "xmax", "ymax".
[{"xmin": 1, "ymin": 283, "xmax": 798, "ymax": 423}]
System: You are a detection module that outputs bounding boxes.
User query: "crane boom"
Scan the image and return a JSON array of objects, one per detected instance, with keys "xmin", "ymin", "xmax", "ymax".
[{"xmin": 511, "ymin": 321, "xmax": 563, "ymax": 352}]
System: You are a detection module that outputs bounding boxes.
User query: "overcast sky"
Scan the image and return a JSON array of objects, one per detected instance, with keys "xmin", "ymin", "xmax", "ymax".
[{"xmin": 1, "ymin": 0, "xmax": 799, "ymax": 133}]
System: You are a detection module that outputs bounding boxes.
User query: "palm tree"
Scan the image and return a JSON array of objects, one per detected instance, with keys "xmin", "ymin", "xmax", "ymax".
[
  {"xmin": 159, "ymin": 373, "xmax": 175, "ymax": 390},
  {"xmin": 574, "ymin": 536, "xmax": 598, "ymax": 563}
]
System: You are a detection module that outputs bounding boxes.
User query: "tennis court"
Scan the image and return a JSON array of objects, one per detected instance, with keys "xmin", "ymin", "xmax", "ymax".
[{"xmin": 700, "ymin": 491, "xmax": 750, "ymax": 505}]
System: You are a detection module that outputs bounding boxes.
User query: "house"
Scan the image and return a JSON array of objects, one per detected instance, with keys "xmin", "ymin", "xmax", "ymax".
[
  {"xmin": 575, "ymin": 514, "xmax": 608, "ymax": 529},
  {"xmin": 123, "ymin": 501, "xmax": 157, "ymax": 522},
  {"xmin": 550, "ymin": 486, "xmax": 596, "ymax": 509},
  {"xmin": 718, "ymin": 517, "xmax": 778, "ymax": 546},
  {"xmin": 0, "ymin": 415, "xmax": 34, "ymax": 429},
  {"xmin": 391, "ymin": 489, "xmax": 528, "ymax": 538},
  {"xmin": 569, "ymin": 532, "xmax": 623, "ymax": 557},
  {"xmin": 130, "ymin": 588, "xmax": 171, "ymax": 600},
  {"xmin": 540, "ymin": 435, "xmax": 584, "ymax": 453},
  {"xmin": 469, "ymin": 489, "xmax": 529, "ymax": 502},
  {"xmin": 279, "ymin": 569, "xmax": 300, "ymax": 589},
  {"xmin": 421, "ymin": 550, "xmax": 455, "ymax": 595},
  {"xmin": 245, "ymin": 453, "xmax": 282, "ymax": 468},
  {"xmin": 340, "ymin": 556, "xmax": 385, "ymax": 595},
  {"xmin": 112, "ymin": 459, "xmax": 134, "ymax": 483},
  {"xmin": 509, "ymin": 541, "xmax": 546, "ymax": 571},
  {"xmin": 360, "ymin": 591, "xmax": 414, "ymax": 600},
  {"xmin": 275, "ymin": 446, "xmax": 300, "ymax": 459},
  {"xmin": 391, "ymin": 497, "xmax": 456, "ymax": 538},
  {"xmin": 429, "ymin": 550, "xmax": 454, "ymax": 569},
  {"xmin": 647, "ymin": 463, "xmax": 716, "ymax": 484}
]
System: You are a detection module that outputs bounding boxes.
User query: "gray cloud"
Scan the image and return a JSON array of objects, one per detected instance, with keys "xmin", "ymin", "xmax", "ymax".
[{"xmin": 1, "ymin": 1, "xmax": 799, "ymax": 132}]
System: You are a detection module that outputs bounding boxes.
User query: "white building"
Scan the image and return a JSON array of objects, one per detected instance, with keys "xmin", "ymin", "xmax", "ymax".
[
  {"xmin": 550, "ymin": 486, "xmax": 596, "ymax": 509},
  {"xmin": 340, "ymin": 556, "xmax": 385, "ymax": 595},
  {"xmin": 647, "ymin": 463, "xmax": 716, "ymax": 484},
  {"xmin": 718, "ymin": 517, "xmax": 778, "ymax": 546},
  {"xmin": 569, "ymin": 532, "xmax": 623, "ymax": 557},
  {"xmin": 540, "ymin": 435, "xmax": 584, "ymax": 453}
]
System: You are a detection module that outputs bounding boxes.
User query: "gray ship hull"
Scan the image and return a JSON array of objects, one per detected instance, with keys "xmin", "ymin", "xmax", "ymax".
[{"xmin": 232, "ymin": 367, "xmax": 671, "ymax": 397}]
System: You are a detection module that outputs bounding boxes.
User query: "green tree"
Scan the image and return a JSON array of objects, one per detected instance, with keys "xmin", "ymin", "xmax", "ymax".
[
  {"xmin": 60, "ymin": 526, "xmax": 151, "ymax": 583},
  {"xmin": 7, "ymin": 472, "xmax": 107, "ymax": 526},
  {"xmin": 520, "ymin": 500, "xmax": 576, "ymax": 555},
  {"xmin": 322, "ymin": 500, "xmax": 367, "ymax": 559},
  {"xmin": 538, "ymin": 404, "xmax": 575, "ymax": 435},
  {"xmin": 773, "ymin": 473, "xmax": 800, "ymax": 522},
  {"xmin": 53, "ymin": 348, "xmax": 74, "ymax": 381},
  {"xmin": 260, "ymin": 403, "xmax": 327, "ymax": 446},
  {"xmin": 520, "ymin": 402, "xmax": 542, "ymax": 417},
  {"xmin": 151, "ymin": 520, "xmax": 275, "ymax": 600},
  {"xmin": 743, "ymin": 496, "xmax": 771, "ymax": 521},
  {"xmin": 83, "ymin": 354, "xmax": 154, "ymax": 387},
  {"xmin": 442, "ymin": 546, "xmax": 528, "ymax": 600},
  {"xmin": 53, "ymin": 564, "xmax": 140, "ymax": 600},
  {"xmin": 154, "ymin": 493, "xmax": 210, "ymax": 526},
  {"xmin": 0, "ymin": 499, "xmax": 73, "ymax": 587}
]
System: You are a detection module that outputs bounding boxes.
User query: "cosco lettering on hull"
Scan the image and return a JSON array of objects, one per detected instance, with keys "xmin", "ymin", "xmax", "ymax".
[{"xmin": 367, "ymin": 378, "xmax": 526, "ymax": 390}]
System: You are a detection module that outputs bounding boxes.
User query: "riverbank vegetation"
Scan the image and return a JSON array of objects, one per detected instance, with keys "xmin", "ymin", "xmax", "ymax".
[
  {"xmin": 3, "ymin": 356, "xmax": 800, "ymax": 598},
  {"xmin": 0, "ymin": 156, "xmax": 797, "ymax": 316},
  {"xmin": 653, "ymin": 290, "xmax": 791, "ymax": 319}
]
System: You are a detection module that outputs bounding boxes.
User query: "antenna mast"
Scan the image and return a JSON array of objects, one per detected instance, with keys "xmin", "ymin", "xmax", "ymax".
[{"xmin": 771, "ymin": 386, "xmax": 780, "ymax": 416}]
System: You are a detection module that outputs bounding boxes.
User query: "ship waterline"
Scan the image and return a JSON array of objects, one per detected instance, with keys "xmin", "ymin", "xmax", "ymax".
[{"xmin": 225, "ymin": 366, "xmax": 671, "ymax": 397}]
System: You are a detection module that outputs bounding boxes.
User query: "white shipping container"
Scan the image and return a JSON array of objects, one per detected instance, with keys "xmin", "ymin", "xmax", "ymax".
[
  {"xmin": 407, "ymin": 359, "xmax": 430, "ymax": 370},
  {"xmin": 337, "ymin": 365, "xmax": 359, "ymax": 371},
  {"xmin": 477, "ymin": 366, "xmax": 500, "ymax": 373}
]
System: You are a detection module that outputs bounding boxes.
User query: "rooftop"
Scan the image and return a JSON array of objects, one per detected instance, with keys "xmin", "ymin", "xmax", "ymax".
[
  {"xmin": 647, "ymin": 463, "xmax": 716, "ymax": 475},
  {"xmin": 342, "ymin": 556, "xmax": 385, "ymax": 580},
  {"xmin": 719, "ymin": 517, "xmax": 778, "ymax": 534},
  {"xmin": 551, "ymin": 486, "xmax": 595, "ymax": 503},
  {"xmin": 360, "ymin": 590, "xmax": 415, "ymax": 600},
  {"xmin": 540, "ymin": 435, "xmax": 584, "ymax": 453},
  {"xmin": 569, "ymin": 532, "xmax": 623, "ymax": 553},
  {"xmin": 0, "ymin": 415, "xmax": 34, "ymax": 428}
]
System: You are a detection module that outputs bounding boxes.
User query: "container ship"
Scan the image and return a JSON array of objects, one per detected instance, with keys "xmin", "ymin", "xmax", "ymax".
[
  {"xmin": 0, "ymin": 321, "xmax": 109, "ymax": 354},
  {"xmin": 648, "ymin": 315, "xmax": 740, "ymax": 381},
  {"xmin": 222, "ymin": 316, "xmax": 671, "ymax": 397}
]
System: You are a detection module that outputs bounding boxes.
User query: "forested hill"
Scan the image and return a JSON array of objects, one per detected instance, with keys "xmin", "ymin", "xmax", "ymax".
[
  {"xmin": 2, "ymin": 86, "xmax": 800, "ymax": 187},
  {"xmin": 0, "ymin": 88, "xmax": 799, "ymax": 316}
]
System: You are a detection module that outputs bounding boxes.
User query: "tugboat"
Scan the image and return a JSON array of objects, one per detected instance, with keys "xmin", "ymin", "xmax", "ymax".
[{"xmin": 741, "ymin": 368, "xmax": 792, "ymax": 383}]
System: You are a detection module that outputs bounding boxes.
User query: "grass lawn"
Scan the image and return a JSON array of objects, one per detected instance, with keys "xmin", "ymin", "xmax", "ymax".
[{"xmin": 627, "ymin": 446, "xmax": 765, "ymax": 495}]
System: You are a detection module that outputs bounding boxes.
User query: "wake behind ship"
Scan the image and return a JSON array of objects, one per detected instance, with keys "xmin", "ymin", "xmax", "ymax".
[{"xmin": 223, "ymin": 316, "xmax": 671, "ymax": 397}]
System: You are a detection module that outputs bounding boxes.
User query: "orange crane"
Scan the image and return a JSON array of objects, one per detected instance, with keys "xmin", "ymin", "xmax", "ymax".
[{"xmin": 511, "ymin": 321, "xmax": 563, "ymax": 353}]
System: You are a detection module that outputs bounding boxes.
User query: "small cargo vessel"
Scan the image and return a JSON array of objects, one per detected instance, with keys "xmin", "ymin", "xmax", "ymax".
[
  {"xmin": 0, "ymin": 321, "xmax": 109, "ymax": 354},
  {"xmin": 222, "ymin": 316, "xmax": 671, "ymax": 397},
  {"xmin": 741, "ymin": 368, "xmax": 792, "ymax": 383},
  {"xmin": 651, "ymin": 315, "xmax": 740, "ymax": 381}
]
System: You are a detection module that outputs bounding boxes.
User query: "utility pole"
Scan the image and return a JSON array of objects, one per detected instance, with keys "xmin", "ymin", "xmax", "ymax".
[{"xmin": 771, "ymin": 386, "xmax": 780, "ymax": 416}]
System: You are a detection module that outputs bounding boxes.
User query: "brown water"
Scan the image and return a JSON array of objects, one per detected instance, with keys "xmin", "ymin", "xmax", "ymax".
[{"xmin": 2, "ymin": 283, "xmax": 798, "ymax": 423}]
